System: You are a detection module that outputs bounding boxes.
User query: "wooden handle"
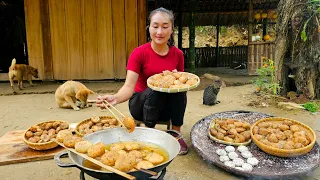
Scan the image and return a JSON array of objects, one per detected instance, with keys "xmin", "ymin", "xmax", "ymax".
[
  {"xmin": 104, "ymin": 100, "xmax": 126, "ymax": 118},
  {"xmin": 102, "ymin": 103, "xmax": 130, "ymax": 133},
  {"xmin": 55, "ymin": 141, "xmax": 136, "ymax": 180},
  {"xmin": 140, "ymin": 168, "xmax": 158, "ymax": 176}
]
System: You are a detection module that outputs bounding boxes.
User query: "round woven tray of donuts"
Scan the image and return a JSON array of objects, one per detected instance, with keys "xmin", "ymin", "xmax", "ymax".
[
  {"xmin": 147, "ymin": 71, "xmax": 200, "ymax": 93},
  {"xmin": 190, "ymin": 110, "xmax": 320, "ymax": 179}
]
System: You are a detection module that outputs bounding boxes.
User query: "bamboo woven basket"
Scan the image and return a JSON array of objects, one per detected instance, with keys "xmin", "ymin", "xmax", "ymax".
[
  {"xmin": 147, "ymin": 72, "xmax": 200, "ymax": 93},
  {"xmin": 250, "ymin": 117, "xmax": 316, "ymax": 157},
  {"xmin": 75, "ymin": 116, "xmax": 120, "ymax": 137},
  {"xmin": 23, "ymin": 120, "xmax": 70, "ymax": 151},
  {"xmin": 208, "ymin": 118, "xmax": 252, "ymax": 146}
]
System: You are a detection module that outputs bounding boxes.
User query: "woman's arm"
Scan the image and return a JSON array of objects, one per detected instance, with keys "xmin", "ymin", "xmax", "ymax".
[
  {"xmin": 96, "ymin": 70, "xmax": 138, "ymax": 107},
  {"xmin": 114, "ymin": 70, "xmax": 139, "ymax": 104}
]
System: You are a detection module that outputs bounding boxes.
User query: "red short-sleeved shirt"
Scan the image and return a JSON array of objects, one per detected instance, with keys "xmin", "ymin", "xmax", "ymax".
[{"xmin": 126, "ymin": 42, "xmax": 184, "ymax": 93}]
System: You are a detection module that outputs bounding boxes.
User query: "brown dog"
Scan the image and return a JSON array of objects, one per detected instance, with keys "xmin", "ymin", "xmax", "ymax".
[
  {"xmin": 8, "ymin": 58, "xmax": 39, "ymax": 93},
  {"xmin": 55, "ymin": 80, "xmax": 95, "ymax": 111}
]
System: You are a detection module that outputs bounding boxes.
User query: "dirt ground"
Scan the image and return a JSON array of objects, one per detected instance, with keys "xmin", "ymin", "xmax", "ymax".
[{"xmin": 0, "ymin": 81, "xmax": 319, "ymax": 180}]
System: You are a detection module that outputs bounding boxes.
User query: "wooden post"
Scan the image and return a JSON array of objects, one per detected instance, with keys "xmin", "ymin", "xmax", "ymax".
[
  {"xmin": 178, "ymin": 0, "xmax": 183, "ymax": 50},
  {"xmin": 188, "ymin": 0, "xmax": 196, "ymax": 73},
  {"xmin": 248, "ymin": 0, "xmax": 253, "ymax": 75},
  {"xmin": 248, "ymin": 0, "xmax": 253, "ymax": 43},
  {"xmin": 215, "ymin": 14, "xmax": 220, "ymax": 67}
]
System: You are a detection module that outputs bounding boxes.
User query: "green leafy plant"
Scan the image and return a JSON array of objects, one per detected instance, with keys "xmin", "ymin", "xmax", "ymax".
[
  {"xmin": 301, "ymin": 0, "xmax": 320, "ymax": 41},
  {"xmin": 253, "ymin": 57, "xmax": 281, "ymax": 95},
  {"xmin": 302, "ymin": 102, "xmax": 320, "ymax": 112}
]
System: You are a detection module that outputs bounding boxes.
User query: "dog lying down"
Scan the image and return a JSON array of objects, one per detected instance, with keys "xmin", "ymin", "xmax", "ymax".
[{"xmin": 55, "ymin": 80, "xmax": 95, "ymax": 111}]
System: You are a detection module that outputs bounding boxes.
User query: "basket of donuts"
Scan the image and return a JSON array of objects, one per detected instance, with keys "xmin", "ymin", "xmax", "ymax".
[
  {"xmin": 23, "ymin": 120, "xmax": 70, "ymax": 150},
  {"xmin": 250, "ymin": 117, "xmax": 316, "ymax": 157},
  {"xmin": 75, "ymin": 116, "xmax": 121, "ymax": 136},
  {"xmin": 147, "ymin": 70, "xmax": 200, "ymax": 93},
  {"xmin": 208, "ymin": 118, "xmax": 252, "ymax": 146}
]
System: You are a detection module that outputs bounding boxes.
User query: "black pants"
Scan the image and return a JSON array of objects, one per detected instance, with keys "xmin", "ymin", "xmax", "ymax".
[{"xmin": 129, "ymin": 88, "xmax": 187, "ymax": 128}]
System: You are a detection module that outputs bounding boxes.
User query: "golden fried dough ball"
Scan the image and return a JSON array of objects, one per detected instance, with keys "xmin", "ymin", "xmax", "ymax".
[
  {"xmin": 294, "ymin": 143, "xmax": 304, "ymax": 149},
  {"xmin": 210, "ymin": 128, "xmax": 218, "ymax": 136},
  {"xmin": 125, "ymin": 143, "xmax": 141, "ymax": 151},
  {"xmin": 227, "ymin": 124, "xmax": 236, "ymax": 130},
  {"xmin": 236, "ymin": 127, "xmax": 246, "ymax": 133},
  {"xmin": 221, "ymin": 125, "xmax": 229, "ymax": 131},
  {"xmin": 283, "ymin": 120, "xmax": 294, "ymax": 126},
  {"xmin": 234, "ymin": 134, "xmax": 246, "ymax": 143},
  {"xmin": 75, "ymin": 141, "xmax": 93, "ymax": 153},
  {"xmin": 283, "ymin": 143, "xmax": 294, "ymax": 150},
  {"xmin": 223, "ymin": 136, "xmax": 234, "ymax": 142},
  {"xmin": 259, "ymin": 128, "xmax": 269, "ymax": 136},
  {"xmin": 216, "ymin": 132, "xmax": 225, "ymax": 140},
  {"xmin": 294, "ymin": 136, "xmax": 309, "ymax": 146},
  {"xmin": 87, "ymin": 142, "xmax": 106, "ymax": 158},
  {"xmin": 293, "ymin": 131, "xmax": 306, "ymax": 138},
  {"xmin": 173, "ymin": 80, "xmax": 182, "ymax": 85},
  {"xmin": 28, "ymin": 137, "xmax": 38, "ymax": 143},
  {"xmin": 63, "ymin": 135, "xmax": 83, "ymax": 148},
  {"xmin": 260, "ymin": 139, "xmax": 271, "ymax": 146},
  {"xmin": 135, "ymin": 161, "xmax": 154, "ymax": 170},
  {"xmin": 152, "ymin": 74, "xmax": 163, "ymax": 81},
  {"xmin": 110, "ymin": 143, "xmax": 125, "ymax": 151},
  {"xmin": 40, "ymin": 134, "xmax": 51, "ymax": 143},
  {"xmin": 91, "ymin": 116, "xmax": 101, "ymax": 123},
  {"xmin": 162, "ymin": 70, "xmax": 172, "ymax": 76},
  {"xmin": 228, "ymin": 128, "xmax": 238, "ymax": 135},
  {"xmin": 101, "ymin": 150, "xmax": 119, "ymax": 166},
  {"xmin": 117, "ymin": 150, "xmax": 127, "ymax": 155},
  {"xmin": 128, "ymin": 150, "xmax": 143, "ymax": 160},
  {"xmin": 234, "ymin": 122, "xmax": 243, "ymax": 127},
  {"xmin": 267, "ymin": 133, "xmax": 279, "ymax": 143},
  {"xmin": 115, "ymin": 154, "xmax": 135, "ymax": 172},
  {"xmin": 25, "ymin": 131, "xmax": 33, "ymax": 138},
  {"xmin": 279, "ymin": 124, "xmax": 290, "ymax": 131},
  {"xmin": 275, "ymin": 131, "xmax": 287, "ymax": 140},
  {"xmin": 178, "ymin": 76, "xmax": 188, "ymax": 83},
  {"xmin": 290, "ymin": 125, "xmax": 300, "ymax": 132},
  {"xmin": 242, "ymin": 122, "xmax": 251, "ymax": 130},
  {"xmin": 254, "ymin": 134, "xmax": 264, "ymax": 140},
  {"xmin": 144, "ymin": 152, "xmax": 164, "ymax": 165},
  {"xmin": 56, "ymin": 129, "xmax": 73, "ymax": 143},
  {"xmin": 172, "ymin": 72, "xmax": 182, "ymax": 79},
  {"xmin": 241, "ymin": 131, "xmax": 251, "ymax": 141},
  {"xmin": 186, "ymin": 79, "xmax": 197, "ymax": 86},
  {"xmin": 59, "ymin": 122, "xmax": 69, "ymax": 130}
]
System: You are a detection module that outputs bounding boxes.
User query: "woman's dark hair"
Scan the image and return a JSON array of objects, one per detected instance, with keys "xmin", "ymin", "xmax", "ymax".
[{"xmin": 147, "ymin": 7, "xmax": 175, "ymax": 46}]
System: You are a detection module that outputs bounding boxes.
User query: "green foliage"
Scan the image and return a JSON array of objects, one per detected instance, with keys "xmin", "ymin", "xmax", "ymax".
[
  {"xmin": 220, "ymin": 26, "xmax": 228, "ymax": 36},
  {"xmin": 253, "ymin": 57, "xmax": 281, "ymax": 95},
  {"xmin": 302, "ymin": 102, "xmax": 320, "ymax": 112},
  {"xmin": 301, "ymin": 0, "xmax": 320, "ymax": 41}
]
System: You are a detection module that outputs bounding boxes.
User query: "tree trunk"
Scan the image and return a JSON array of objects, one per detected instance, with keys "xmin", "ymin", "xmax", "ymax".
[
  {"xmin": 275, "ymin": 0, "xmax": 320, "ymax": 99},
  {"xmin": 188, "ymin": 0, "xmax": 196, "ymax": 73}
]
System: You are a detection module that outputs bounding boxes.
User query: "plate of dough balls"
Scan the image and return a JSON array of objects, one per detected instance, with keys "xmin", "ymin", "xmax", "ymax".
[
  {"xmin": 251, "ymin": 117, "xmax": 316, "ymax": 157},
  {"xmin": 216, "ymin": 145, "xmax": 259, "ymax": 172},
  {"xmin": 209, "ymin": 118, "xmax": 252, "ymax": 146},
  {"xmin": 23, "ymin": 120, "xmax": 70, "ymax": 150},
  {"xmin": 147, "ymin": 70, "xmax": 200, "ymax": 93},
  {"xmin": 75, "ymin": 116, "xmax": 120, "ymax": 136}
]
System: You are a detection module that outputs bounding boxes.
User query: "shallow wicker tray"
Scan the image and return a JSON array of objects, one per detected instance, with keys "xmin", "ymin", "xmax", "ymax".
[
  {"xmin": 75, "ymin": 116, "xmax": 120, "ymax": 137},
  {"xmin": 251, "ymin": 117, "xmax": 316, "ymax": 158},
  {"xmin": 208, "ymin": 118, "xmax": 251, "ymax": 146},
  {"xmin": 190, "ymin": 110, "xmax": 320, "ymax": 179},
  {"xmin": 23, "ymin": 120, "xmax": 70, "ymax": 151},
  {"xmin": 147, "ymin": 72, "xmax": 200, "ymax": 93}
]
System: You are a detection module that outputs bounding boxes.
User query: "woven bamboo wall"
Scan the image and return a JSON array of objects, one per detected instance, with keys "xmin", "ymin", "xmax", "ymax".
[
  {"xmin": 248, "ymin": 42, "xmax": 275, "ymax": 75},
  {"xmin": 24, "ymin": 0, "xmax": 146, "ymax": 80}
]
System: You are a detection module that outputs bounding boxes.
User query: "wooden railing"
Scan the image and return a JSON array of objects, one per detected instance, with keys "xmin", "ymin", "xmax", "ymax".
[
  {"xmin": 248, "ymin": 42, "xmax": 275, "ymax": 75},
  {"xmin": 182, "ymin": 46, "xmax": 248, "ymax": 68}
]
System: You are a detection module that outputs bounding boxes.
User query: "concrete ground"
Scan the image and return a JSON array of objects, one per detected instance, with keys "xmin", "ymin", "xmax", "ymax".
[{"xmin": 0, "ymin": 72, "xmax": 319, "ymax": 180}]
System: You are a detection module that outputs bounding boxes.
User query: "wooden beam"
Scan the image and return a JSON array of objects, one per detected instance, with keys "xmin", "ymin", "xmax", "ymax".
[
  {"xmin": 39, "ymin": 0, "xmax": 53, "ymax": 80},
  {"xmin": 215, "ymin": 13, "xmax": 220, "ymax": 67},
  {"xmin": 248, "ymin": 0, "xmax": 253, "ymax": 43},
  {"xmin": 178, "ymin": 0, "xmax": 183, "ymax": 49}
]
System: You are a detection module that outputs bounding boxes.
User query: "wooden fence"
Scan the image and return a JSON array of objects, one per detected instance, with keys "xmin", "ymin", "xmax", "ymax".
[
  {"xmin": 182, "ymin": 46, "xmax": 248, "ymax": 68},
  {"xmin": 248, "ymin": 42, "xmax": 275, "ymax": 75}
]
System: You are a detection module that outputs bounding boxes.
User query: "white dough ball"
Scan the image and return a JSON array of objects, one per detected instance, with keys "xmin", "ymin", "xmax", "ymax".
[
  {"xmin": 237, "ymin": 145, "xmax": 249, "ymax": 153},
  {"xmin": 228, "ymin": 152, "xmax": 238, "ymax": 159},
  {"xmin": 224, "ymin": 161, "xmax": 235, "ymax": 168},
  {"xmin": 233, "ymin": 158, "xmax": 245, "ymax": 166},
  {"xmin": 216, "ymin": 149, "xmax": 227, "ymax": 156},
  {"xmin": 242, "ymin": 163, "xmax": 253, "ymax": 172},
  {"xmin": 235, "ymin": 167, "xmax": 244, "ymax": 171},
  {"xmin": 241, "ymin": 151, "xmax": 253, "ymax": 159},
  {"xmin": 219, "ymin": 155, "xmax": 230, "ymax": 162},
  {"xmin": 247, "ymin": 157, "xmax": 259, "ymax": 166},
  {"xmin": 225, "ymin": 145, "xmax": 235, "ymax": 152}
]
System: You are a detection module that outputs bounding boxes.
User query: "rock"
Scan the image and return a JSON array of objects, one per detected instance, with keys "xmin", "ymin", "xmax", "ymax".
[{"xmin": 278, "ymin": 102, "xmax": 305, "ymax": 110}]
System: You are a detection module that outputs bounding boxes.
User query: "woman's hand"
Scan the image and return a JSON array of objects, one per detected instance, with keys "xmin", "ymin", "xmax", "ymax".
[{"xmin": 96, "ymin": 95, "xmax": 117, "ymax": 109}]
